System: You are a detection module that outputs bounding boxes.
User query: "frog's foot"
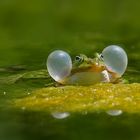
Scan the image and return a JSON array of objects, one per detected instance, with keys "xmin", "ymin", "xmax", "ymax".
[
  {"xmin": 101, "ymin": 70, "xmax": 127, "ymax": 84},
  {"xmin": 101, "ymin": 70, "xmax": 110, "ymax": 82}
]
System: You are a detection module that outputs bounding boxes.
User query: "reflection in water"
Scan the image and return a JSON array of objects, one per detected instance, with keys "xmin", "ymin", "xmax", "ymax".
[
  {"xmin": 51, "ymin": 112, "xmax": 70, "ymax": 119},
  {"xmin": 106, "ymin": 110, "xmax": 123, "ymax": 116},
  {"xmin": 0, "ymin": 110, "xmax": 140, "ymax": 140}
]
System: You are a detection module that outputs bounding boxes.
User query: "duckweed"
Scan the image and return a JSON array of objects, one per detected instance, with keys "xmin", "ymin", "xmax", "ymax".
[{"xmin": 14, "ymin": 83, "xmax": 140, "ymax": 113}]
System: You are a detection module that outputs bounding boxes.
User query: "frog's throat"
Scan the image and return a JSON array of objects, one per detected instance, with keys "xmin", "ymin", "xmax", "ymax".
[{"xmin": 72, "ymin": 63, "xmax": 106, "ymax": 74}]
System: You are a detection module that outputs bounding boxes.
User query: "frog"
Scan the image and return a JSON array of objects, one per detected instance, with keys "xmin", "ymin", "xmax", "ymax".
[
  {"xmin": 0, "ymin": 45, "xmax": 128, "ymax": 86},
  {"xmin": 58, "ymin": 53, "xmax": 122, "ymax": 85},
  {"xmin": 47, "ymin": 45, "xmax": 128, "ymax": 85}
]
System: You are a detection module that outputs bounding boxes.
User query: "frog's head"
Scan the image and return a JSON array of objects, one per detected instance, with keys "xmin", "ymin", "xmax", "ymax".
[{"xmin": 72, "ymin": 53, "xmax": 105, "ymax": 72}]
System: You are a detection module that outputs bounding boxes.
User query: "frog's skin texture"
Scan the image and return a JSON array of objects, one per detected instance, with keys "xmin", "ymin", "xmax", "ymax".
[{"xmin": 59, "ymin": 53, "xmax": 122, "ymax": 85}]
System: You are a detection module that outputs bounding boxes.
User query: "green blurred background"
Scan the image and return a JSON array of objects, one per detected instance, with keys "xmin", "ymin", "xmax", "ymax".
[
  {"xmin": 0, "ymin": 0, "xmax": 140, "ymax": 140},
  {"xmin": 0, "ymin": 0, "xmax": 139, "ymax": 70}
]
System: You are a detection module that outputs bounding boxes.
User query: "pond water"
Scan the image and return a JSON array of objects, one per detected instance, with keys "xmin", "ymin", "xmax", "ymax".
[{"xmin": 0, "ymin": 0, "xmax": 140, "ymax": 140}]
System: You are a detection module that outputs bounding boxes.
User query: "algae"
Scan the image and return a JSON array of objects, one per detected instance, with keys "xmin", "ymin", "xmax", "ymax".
[{"xmin": 14, "ymin": 83, "xmax": 140, "ymax": 113}]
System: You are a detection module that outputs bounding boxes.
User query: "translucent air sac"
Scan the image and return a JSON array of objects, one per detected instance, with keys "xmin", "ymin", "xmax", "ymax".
[
  {"xmin": 102, "ymin": 45, "xmax": 128, "ymax": 76},
  {"xmin": 47, "ymin": 50, "xmax": 72, "ymax": 82}
]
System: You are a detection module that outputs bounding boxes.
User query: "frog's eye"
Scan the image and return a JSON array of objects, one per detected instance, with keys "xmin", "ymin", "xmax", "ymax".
[
  {"xmin": 47, "ymin": 50, "xmax": 72, "ymax": 82},
  {"xmin": 102, "ymin": 45, "xmax": 128, "ymax": 76},
  {"xmin": 75, "ymin": 55, "xmax": 83, "ymax": 63},
  {"xmin": 99, "ymin": 54, "xmax": 104, "ymax": 60}
]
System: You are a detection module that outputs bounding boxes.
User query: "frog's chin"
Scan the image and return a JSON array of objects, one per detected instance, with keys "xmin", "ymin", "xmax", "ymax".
[
  {"xmin": 58, "ymin": 71, "xmax": 112, "ymax": 85},
  {"xmin": 57, "ymin": 70, "xmax": 121, "ymax": 85},
  {"xmin": 59, "ymin": 72, "xmax": 102, "ymax": 85}
]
